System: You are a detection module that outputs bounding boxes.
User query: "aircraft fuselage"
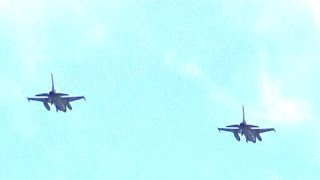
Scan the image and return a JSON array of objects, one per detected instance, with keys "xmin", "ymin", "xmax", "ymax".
[
  {"xmin": 242, "ymin": 128, "xmax": 257, "ymax": 143},
  {"xmin": 48, "ymin": 94, "xmax": 71, "ymax": 112},
  {"xmin": 238, "ymin": 124, "xmax": 259, "ymax": 143}
]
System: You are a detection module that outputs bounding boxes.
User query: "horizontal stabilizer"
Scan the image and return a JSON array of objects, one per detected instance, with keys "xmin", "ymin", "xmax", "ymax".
[
  {"xmin": 60, "ymin": 96, "xmax": 86, "ymax": 102},
  {"xmin": 36, "ymin": 93, "xmax": 49, "ymax": 96},
  {"xmin": 247, "ymin": 124, "xmax": 259, "ymax": 128},
  {"xmin": 226, "ymin": 124, "xmax": 239, "ymax": 128},
  {"xmin": 56, "ymin": 93, "xmax": 69, "ymax": 96}
]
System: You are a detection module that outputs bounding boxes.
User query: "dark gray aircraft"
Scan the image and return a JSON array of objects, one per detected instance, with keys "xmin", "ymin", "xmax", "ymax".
[
  {"xmin": 27, "ymin": 74, "xmax": 85, "ymax": 112},
  {"xmin": 218, "ymin": 105, "xmax": 275, "ymax": 143}
]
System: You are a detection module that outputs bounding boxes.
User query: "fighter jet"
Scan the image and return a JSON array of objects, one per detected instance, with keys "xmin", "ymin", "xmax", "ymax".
[
  {"xmin": 218, "ymin": 105, "xmax": 275, "ymax": 143},
  {"xmin": 27, "ymin": 73, "xmax": 86, "ymax": 112}
]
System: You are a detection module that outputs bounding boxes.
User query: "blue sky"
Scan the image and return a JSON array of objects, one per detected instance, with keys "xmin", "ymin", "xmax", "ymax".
[{"xmin": 1, "ymin": 0, "xmax": 320, "ymax": 179}]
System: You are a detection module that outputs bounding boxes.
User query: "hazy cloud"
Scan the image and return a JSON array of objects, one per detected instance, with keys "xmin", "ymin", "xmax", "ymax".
[
  {"xmin": 257, "ymin": 69, "xmax": 315, "ymax": 125},
  {"xmin": 256, "ymin": 15, "xmax": 277, "ymax": 34},
  {"xmin": 164, "ymin": 50, "xmax": 204, "ymax": 79},
  {"xmin": 0, "ymin": 77, "xmax": 24, "ymax": 104},
  {"xmin": 179, "ymin": 62, "xmax": 204, "ymax": 79},
  {"xmin": 306, "ymin": 0, "xmax": 320, "ymax": 30},
  {"xmin": 267, "ymin": 174, "xmax": 282, "ymax": 180},
  {"xmin": 163, "ymin": 51, "xmax": 239, "ymax": 108}
]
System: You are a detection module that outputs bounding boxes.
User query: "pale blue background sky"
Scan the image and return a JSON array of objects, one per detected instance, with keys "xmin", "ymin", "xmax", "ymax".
[{"xmin": 1, "ymin": 0, "xmax": 320, "ymax": 179}]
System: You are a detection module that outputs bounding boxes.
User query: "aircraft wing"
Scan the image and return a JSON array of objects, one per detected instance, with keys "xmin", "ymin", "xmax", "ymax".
[
  {"xmin": 27, "ymin": 97, "xmax": 48, "ymax": 102},
  {"xmin": 252, "ymin": 128, "xmax": 275, "ymax": 133},
  {"xmin": 60, "ymin": 96, "xmax": 86, "ymax": 102},
  {"xmin": 218, "ymin": 128, "xmax": 239, "ymax": 133}
]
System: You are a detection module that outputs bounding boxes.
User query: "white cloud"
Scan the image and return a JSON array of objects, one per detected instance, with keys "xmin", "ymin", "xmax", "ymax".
[
  {"xmin": 164, "ymin": 49, "xmax": 178, "ymax": 67},
  {"xmin": 267, "ymin": 173, "xmax": 282, "ymax": 180},
  {"xmin": 257, "ymin": 70, "xmax": 314, "ymax": 125},
  {"xmin": 0, "ymin": 0, "xmax": 47, "ymax": 27},
  {"xmin": 209, "ymin": 84, "xmax": 239, "ymax": 109},
  {"xmin": 0, "ymin": 77, "xmax": 24, "ymax": 104},
  {"xmin": 0, "ymin": 0, "xmax": 107, "ymax": 77},
  {"xmin": 0, "ymin": 0, "xmax": 51, "ymax": 79},
  {"xmin": 306, "ymin": 0, "xmax": 320, "ymax": 30},
  {"xmin": 256, "ymin": 15, "xmax": 277, "ymax": 34},
  {"xmin": 86, "ymin": 22, "xmax": 113, "ymax": 47},
  {"xmin": 256, "ymin": 0, "xmax": 320, "ymax": 33},
  {"xmin": 179, "ymin": 62, "xmax": 204, "ymax": 79},
  {"xmin": 163, "ymin": 51, "xmax": 239, "ymax": 108},
  {"xmin": 0, "ymin": 0, "xmax": 10, "ymax": 15},
  {"xmin": 314, "ymin": 141, "xmax": 320, "ymax": 165},
  {"xmin": 164, "ymin": 50, "xmax": 204, "ymax": 79}
]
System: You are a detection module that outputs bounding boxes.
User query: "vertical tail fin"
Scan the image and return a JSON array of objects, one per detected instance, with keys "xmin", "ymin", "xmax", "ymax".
[
  {"xmin": 51, "ymin": 73, "xmax": 55, "ymax": 92},
  {"xmin": 242, "ymin": 105, "xmax": 246, "ymax": 124}
]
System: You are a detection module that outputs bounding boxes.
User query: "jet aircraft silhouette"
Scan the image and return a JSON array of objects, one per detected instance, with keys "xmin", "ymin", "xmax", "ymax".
[
  {"xmin": 218, "ymin": 105, "xmax": 275, "ymax": 143},
  {"xmin": 27, "ymin": 74, "xmax": 85, "ymax": 112}
]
